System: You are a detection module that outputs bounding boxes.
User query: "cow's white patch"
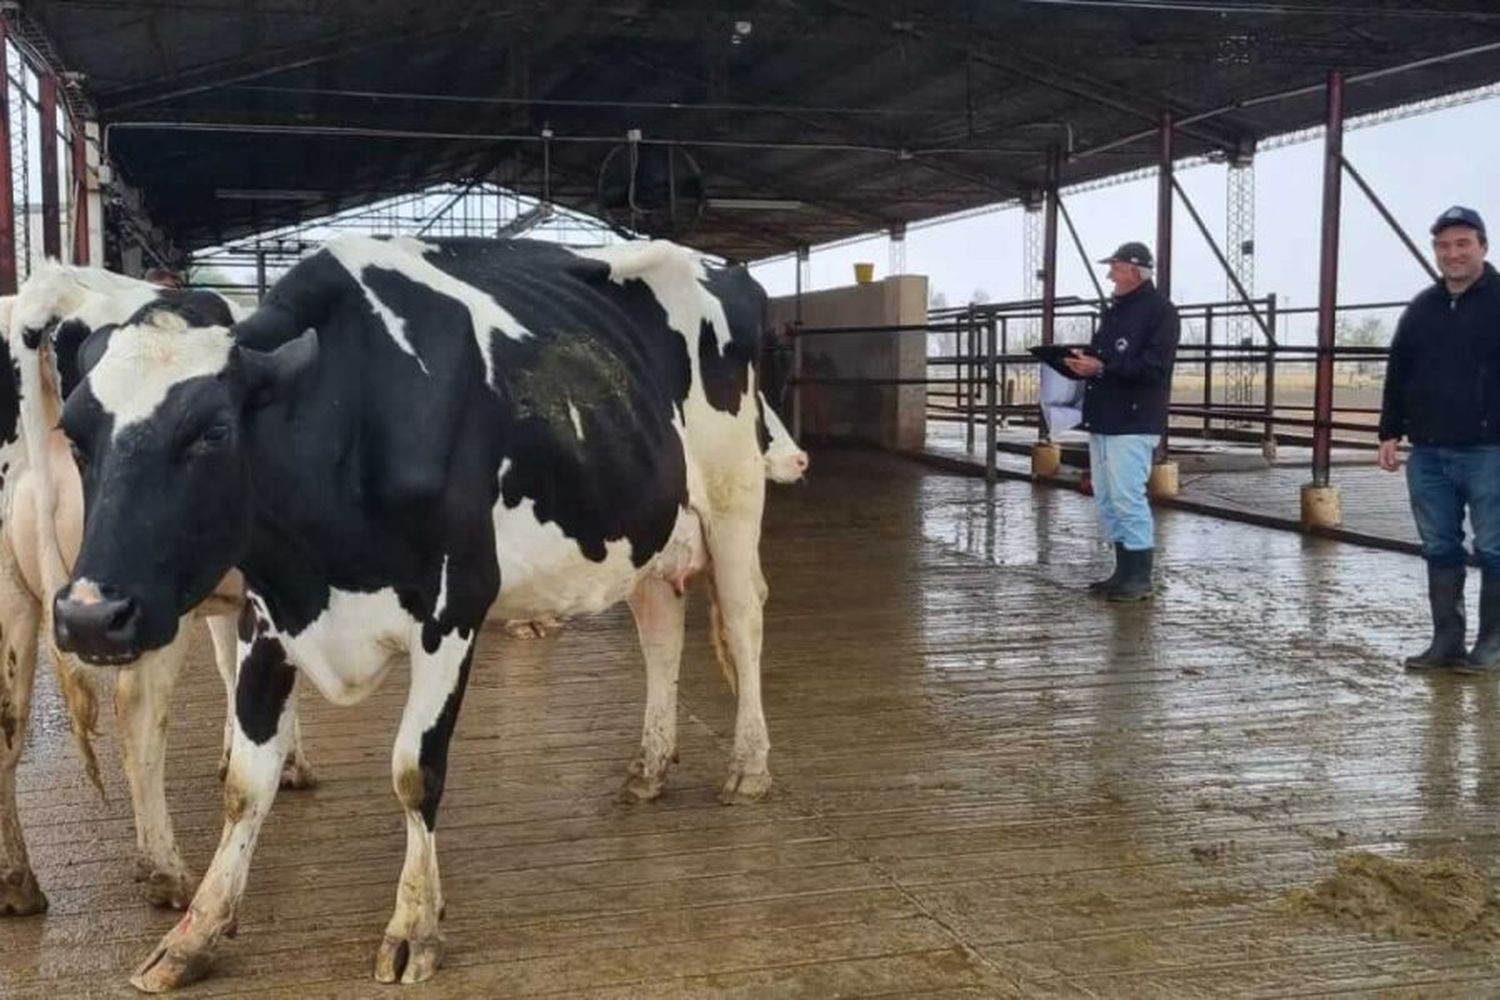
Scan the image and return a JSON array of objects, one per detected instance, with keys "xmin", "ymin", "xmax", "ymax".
[
  {"xmin": 323, "ymin": 236, "xmax": 532, "ymax": 388},
  {"xmin": 386, "ymin": 235, "xmax": 441, "ymax": 258},
  {"xmin": 433, "ymin": 555, "xmax": 450, "ymax": 620},
  {"xmin": 89, "ymin": 315, "xmax": 235, "ymax": 437},
  {"xmin": 491, "ymin": 495, "xmax": 639, "ymax": 619},
  {"xmin": 569, "ymin": 242, "xmax": 734, "ymax": 350},
  {"xmin": 64, "ymin": 577, "xmax": 105, "ymax": 606},
  {"xmin": 278, "ymin": 587, "xmax": 415, "ymax": 706},
  {"xmin": 567, "ymin": 399, "xmax": 584, "ymax": 441}
]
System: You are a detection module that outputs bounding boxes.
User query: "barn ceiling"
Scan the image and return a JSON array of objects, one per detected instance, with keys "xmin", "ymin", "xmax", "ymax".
[{"xmin": 13, "ymin": 0, "xmax": 1500, "ymax": 260}]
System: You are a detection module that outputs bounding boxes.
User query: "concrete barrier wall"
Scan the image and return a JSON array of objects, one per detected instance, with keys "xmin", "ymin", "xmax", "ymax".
[{"xmin": 768, "ymin": 275, "xmax": 927, "ymax": 450}]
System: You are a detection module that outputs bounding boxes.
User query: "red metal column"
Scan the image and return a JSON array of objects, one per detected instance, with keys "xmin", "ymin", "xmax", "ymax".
[
  {"xmin": 1312, "ymin": 72, "xmax": 1344, "ymax": 488},
  {"xmin": 71, "ymin": 124, "xmax": 88, "ymax": 264},
  {"xmin": 39, "ymin": 75, "xmax": 61, "ymax": 261},
  {"xmin": 1156, "ymin": 112, "xmax": 1173, "ymax": 298},
  {"xmin": 0, "ymin": 25, "xmax": 16, "ymax": 293},
  {"xmin": 1040, "ymin": 145, "xmax": 1060, "ymax": 346}
]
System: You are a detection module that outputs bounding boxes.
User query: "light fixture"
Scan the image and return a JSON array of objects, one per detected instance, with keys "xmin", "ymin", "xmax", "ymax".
[
  {"xmin": 706, "ymin": 197, "xmax": 804, "ymax": 212},
  {"xmin": 214, "ymin": 188, "xmax": 325, "ymax": 202}
]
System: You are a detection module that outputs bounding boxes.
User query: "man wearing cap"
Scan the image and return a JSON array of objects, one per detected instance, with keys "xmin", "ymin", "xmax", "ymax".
[
  {"xmin": 1065, "ymin": 241, "xmax": 1180, "ymax": 601},
  {"xmin": 1378, "ymin": 205, "xmax": 1500, "ymax": 673}
]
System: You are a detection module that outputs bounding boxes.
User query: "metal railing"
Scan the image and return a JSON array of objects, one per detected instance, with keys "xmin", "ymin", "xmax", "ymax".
[{"xmin": 786, "ymin": 293, "xmax": 1407, "ymax": 485}]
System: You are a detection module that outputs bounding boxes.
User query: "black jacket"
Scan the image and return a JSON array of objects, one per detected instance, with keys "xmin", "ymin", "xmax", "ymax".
[
  {"xmin": 1379, "ymin": 263, "xmax": 1500, "ymax": 446},
  {"xmin": 1082, "ymin": 281, "xmax": 1181, "ymax": 435}
]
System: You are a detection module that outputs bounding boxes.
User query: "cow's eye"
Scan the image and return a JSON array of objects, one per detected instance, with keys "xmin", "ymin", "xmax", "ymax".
[
  {"xmin": 185, "ymin": 424, "xmax": 230, "ymax": 456},
  {"xmin": 68, "ymin": 440, "xmax": 88, "ymax": 468}
]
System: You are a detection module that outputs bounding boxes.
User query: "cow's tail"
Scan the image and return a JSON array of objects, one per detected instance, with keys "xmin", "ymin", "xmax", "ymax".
[
  {"xmin": 9, "ymin": 266, "xmax": 105, "ymax": 796},
  {"xmin": 703, "ymin": 571, "xmax": 738, "ymax": 695},
  {"xmin": 14, "ymin": 269, "xmax": 72, "ymax": 609}
]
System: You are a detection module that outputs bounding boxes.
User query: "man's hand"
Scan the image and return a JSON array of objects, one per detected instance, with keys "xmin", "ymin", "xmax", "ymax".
[
  {"xmin": 1378, "ymin": 439, "xmax": 1401, "ymax": 472},
  {"xmin": 1064, "ymin": 349, "xmax": 1103, "ymax": 378}
]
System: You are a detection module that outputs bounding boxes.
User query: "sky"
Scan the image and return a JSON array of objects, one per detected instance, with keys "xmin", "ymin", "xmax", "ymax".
[{"xmin": 746, "ymin": 89, "xmax": 1500, "ymax": 347}]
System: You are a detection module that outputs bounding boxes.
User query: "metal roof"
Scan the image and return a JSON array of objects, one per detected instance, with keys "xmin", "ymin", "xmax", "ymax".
[{"xmin": 15, "ymin": 1, "xmax": 1500, "ymax": 260}]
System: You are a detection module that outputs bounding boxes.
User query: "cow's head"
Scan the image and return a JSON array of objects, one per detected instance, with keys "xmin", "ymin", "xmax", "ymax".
[{"xmin": 52, "ymin": 296, "xmax": 314, "ymax": 664}]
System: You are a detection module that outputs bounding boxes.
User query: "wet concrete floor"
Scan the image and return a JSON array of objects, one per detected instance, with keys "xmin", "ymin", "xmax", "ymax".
[{"xmin": 2, "ymin": 449, "xmax": 1498, "ymax": 997}]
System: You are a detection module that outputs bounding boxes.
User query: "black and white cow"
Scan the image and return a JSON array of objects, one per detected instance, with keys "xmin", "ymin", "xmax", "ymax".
[
  {"xmin": 48, "ymin": 235, "xmax": 777, "ymax": 991},
  {"xmin": 0, "ymin": 265, "xmax": 314, "ymax": 919}
]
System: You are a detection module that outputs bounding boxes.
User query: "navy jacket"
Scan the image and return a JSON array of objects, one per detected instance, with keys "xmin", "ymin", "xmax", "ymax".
[
  {"xmin": 1082, "ymin": 281, "xmax": 1181, "ymax": 435},
  {"xmin": 1378, "ymin": 263, "xmax": 1500, "ymax": 446}
]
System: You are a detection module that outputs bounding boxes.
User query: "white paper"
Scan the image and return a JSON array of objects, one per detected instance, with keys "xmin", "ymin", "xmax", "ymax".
[{"xmin": 1039, "ymin": 365, "xmax": 1084, "ymax": 434}]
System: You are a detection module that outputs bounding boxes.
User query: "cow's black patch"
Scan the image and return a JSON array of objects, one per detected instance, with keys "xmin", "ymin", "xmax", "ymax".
[
  {"xmin": 697, "ymin": 320, "xmax": 755, "ymax": 415},
  {"xmin": 416, "ymin": 643, "xmax": 474, "ymax": 830},
  {"xmin": 0, "ymin": 341, "xmax": 19, "ymax": 448},
  {"xmin": 234, "ymin": 603, "xmax": 297, "ymax": 745},
  {"xmin": 52, "ymin": 318, "xmax": 94, "ymax": 400},
  {"xmin": 22, "ymin": 316, "xmax": 59, "ymax": 351},
  {"xmin": 754, "ymin": 394, "xmax": 771, "ymax": 455},
  {"xmin": 697, "ymin": 265, "xmax": 766, "ymax": 415}
]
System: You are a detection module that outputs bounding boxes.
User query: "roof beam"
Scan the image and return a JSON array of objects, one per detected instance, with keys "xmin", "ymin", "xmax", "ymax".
[{"xmin": 97, "ymin": 4, "xmax": 519, "ymax": 113}]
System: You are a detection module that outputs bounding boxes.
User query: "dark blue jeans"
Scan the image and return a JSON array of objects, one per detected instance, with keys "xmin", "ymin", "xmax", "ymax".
[{"xmin": 1406, "ymin": 445, "xmax": 1500, "ymax": 572}]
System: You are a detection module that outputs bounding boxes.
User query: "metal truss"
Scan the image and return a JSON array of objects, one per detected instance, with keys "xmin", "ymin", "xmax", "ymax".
[
  {"xmin": 189, "ymin": 180, "xmax": 628, "ymax": 293},
  {"xmin": 1225, "ymin": 156, "xmax": 1255, "ymax": 422}
]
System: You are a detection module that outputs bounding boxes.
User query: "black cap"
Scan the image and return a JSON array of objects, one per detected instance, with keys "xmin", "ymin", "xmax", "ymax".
[
  {"xmin": 1098, "ymin": 241, "xmax": 1154, "ymax": 269},
  {"xmin": 1430, "ymin": 205, "xmax": 1486, "ymax": 239}
]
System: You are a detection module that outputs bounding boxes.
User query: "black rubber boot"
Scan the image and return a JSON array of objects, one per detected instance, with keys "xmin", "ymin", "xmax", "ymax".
[
  {"xmin": 1106, "ymin": 548, "xmax": 1154, "ymax": 603},
  {"xmin": 1088, "ymin": 543, "xmax": 1126, "ymax": 594},
  {"xmin": 1457, "ymin": 570, "xmax": 1500, "ymax": 675},
  {"xmin": 1404, "ymin": 565, "xmax": 1467, "ymax": 671}
]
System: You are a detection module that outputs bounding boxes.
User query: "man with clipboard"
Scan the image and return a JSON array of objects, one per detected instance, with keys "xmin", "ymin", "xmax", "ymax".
[{"xmin": 1063, "ymin": 242, "xmax": 1181, "ymax": 601}]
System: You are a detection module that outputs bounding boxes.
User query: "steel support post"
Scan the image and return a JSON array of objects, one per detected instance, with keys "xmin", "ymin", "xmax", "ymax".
[
  {"xmin": 1312, "ymin": 73, "xmax": 1344, "ymax": 489},
  {"xmin": 39, "ymin": 75, "xmax": 60, "ymax": 261},
  {"xmin": 1039, "ymin": 145, "xmax": 1061, "ymax": 446},
  {"xmin": 1202, "ymin": 306, "xmax": 1214, "ymax": 436},
  {"xmin": 985, "ymin": 315, "xmax": 998, "ymax": 486},
  {"xmin": 0, "ymin": 27, "xmax": 16, "ymax": 294},
  {"xmin": 792, "ymin": 244, "xmax": 809, "ymax": 441},
  {"xmin": 70, "ymin": 123, "xmax": 88, "ymax": 264},
  {"xmin": 1156, "ymin": 112, "xmax": 1173, "ymax": 300}
]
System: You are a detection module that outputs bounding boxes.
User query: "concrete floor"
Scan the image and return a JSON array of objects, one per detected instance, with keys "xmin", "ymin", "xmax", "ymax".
[{"xmin": 2, "ymin": 450, "xmax": 1498, "ymax": 998}]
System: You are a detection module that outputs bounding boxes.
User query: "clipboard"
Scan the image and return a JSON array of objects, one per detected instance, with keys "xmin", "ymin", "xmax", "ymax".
[{"xmin": 1029, "ymin": 343, "xmax": 1100, "ymax": 380}]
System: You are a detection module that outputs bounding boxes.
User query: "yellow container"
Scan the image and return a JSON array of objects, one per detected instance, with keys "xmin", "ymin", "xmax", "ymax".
[{"xmin": 853, "ymin": 262, "xmax": 875, "ymax": 284}]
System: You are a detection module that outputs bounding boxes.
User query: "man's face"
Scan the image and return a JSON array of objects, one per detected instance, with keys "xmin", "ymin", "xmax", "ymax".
[
  {"xmin": 1107, "ymin": 260, "xmax": 1142, "ymax": 295},
  {"xmin": 1433, "ymin": 226, "xmax": 1487, "ymax": 285}
]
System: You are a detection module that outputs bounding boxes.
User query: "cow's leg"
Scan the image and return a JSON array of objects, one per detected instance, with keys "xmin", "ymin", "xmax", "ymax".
[
  {"xmin": 0, "ymin": 537, "xmax": 45, "ymax": 916},
  {"xmin": 114, "ymin": 627, "xmax": 196, "ymax": 909},
  {"xmin": 131, "ymin": 604, "xmax": 294, "ymax": 993},
  {"xmin": 376, "ymin": 630, "xmax": 474, "ymax": 984},
  {"xmin": 208, "ymin": 612, "xmax": 315, "ymax": 790},
  {"xmin": 620, "ymin": 576, "xmax": 685, "ymax": 802},
  {"xmin": 705, "ymin": 496, "xmax": 772, "ymax": 805}
]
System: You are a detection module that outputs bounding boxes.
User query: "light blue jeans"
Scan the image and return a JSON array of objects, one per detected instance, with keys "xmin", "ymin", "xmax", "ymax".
[{"xmin": 1089, "ymin": 433, "xmax": 1159, "ymax": 551}]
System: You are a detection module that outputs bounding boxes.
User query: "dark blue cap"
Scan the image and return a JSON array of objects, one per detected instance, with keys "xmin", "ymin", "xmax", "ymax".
[
  {"xmin": 1098, "ymin": 241, "xmax": 1154, "ymax": 268},
  {"xmin": 1431, "ymin": 205, "xmax": 1486, "ymax": 239}
]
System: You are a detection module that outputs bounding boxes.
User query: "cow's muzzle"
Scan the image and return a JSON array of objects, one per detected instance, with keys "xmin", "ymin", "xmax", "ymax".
[{"xmin": 54, "ymin": 588, "xmax": 143, "ymax": 665}]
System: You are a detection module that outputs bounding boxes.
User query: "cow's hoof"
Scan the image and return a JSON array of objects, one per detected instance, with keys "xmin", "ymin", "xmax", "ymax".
[
  {"xmin": 131, "ymin": 933, "xmax": 217, "ymax": 993},
  {"xmin": 617, "ymin": 770, "xmax": 664, "ymax": 803},
  {"xmin": 0, "ymin": 866, "xmax": 48, "ymax": 916},
  {"xmin": 280, "ymin": 756, "xmax": 317, "ymax": 790},
  {"xmin": 719, "ymin": 770, "xmax": 773, "ymax": 805},
  {"xmin": 137, "ymin": 865, "xmax": 197, "ymax": 910},
  {"xmin": 374, "ymin": 932, "xmax": 444, "ymax": 984},
  {"xmin": 502, "ymin": 617, "xmax": 563, "ymax": 640}
]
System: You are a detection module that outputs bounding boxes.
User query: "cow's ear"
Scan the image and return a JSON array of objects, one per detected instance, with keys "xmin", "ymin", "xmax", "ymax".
[{"xmin": 234, "ymin": 330, "xmax": 318, "ymax": 409}]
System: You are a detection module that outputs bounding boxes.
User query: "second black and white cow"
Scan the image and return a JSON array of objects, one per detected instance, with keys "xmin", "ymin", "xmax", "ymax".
[{"xmin": 49, "ymin": 235, "xmax": 777, "ymax": 991}]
